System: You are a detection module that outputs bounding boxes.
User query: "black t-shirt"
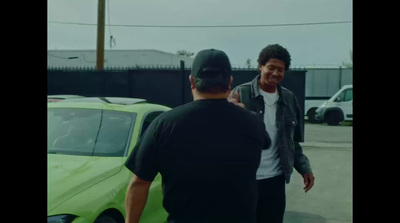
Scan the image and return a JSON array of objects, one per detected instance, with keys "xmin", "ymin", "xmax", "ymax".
[{"xmin": 125, "ymin": 98, "xmax": 267, "ymax": 223}]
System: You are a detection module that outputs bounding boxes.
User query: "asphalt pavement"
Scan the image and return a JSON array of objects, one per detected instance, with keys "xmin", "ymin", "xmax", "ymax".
[{"xmin": 283, "ymin": 122, "xmax": 353, "ymax": 223}]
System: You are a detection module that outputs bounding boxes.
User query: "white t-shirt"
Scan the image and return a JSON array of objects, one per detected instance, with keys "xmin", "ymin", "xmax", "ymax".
[{"xmin": 256, "ymin": 88, "xmax": 283, "ymax": 180}]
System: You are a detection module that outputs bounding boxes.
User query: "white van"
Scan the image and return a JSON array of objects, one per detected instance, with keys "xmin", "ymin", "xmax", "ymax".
[
  {"xmin": 315, "ymin": 84, "xmax": 353, "ymax": 126},
  {"xmin": 304, "ymin": 97, "xmax": 330, "ymax": 123}
]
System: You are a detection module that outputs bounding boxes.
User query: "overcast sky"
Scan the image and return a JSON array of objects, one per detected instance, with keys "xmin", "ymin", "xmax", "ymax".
[{"xmin": 47, "ymin": 0, "xmax": 352, "ymax": 68}]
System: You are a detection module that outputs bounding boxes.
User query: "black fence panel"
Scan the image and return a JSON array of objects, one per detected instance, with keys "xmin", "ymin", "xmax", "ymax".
[
  {"xmin": 127, "ymin": 69, "xmax": 184, "ymax": 108},
  {"xmin": 104, "ymin": 71, "xmax": 130, "ymax": 97},
  {"xmin": 231, "ymin": 70, "xmax": 259, "ymax": 89},
  {"xmin": 280, "ymin": 70, "xmax": 306, "ymax": 117},
  {"xmin": 48, "ymin": 70, "xmax": 105, "ymax": 96},
  {"xmin": 48, "ymin": 68, "xmax": 306, "ymax": 113}
]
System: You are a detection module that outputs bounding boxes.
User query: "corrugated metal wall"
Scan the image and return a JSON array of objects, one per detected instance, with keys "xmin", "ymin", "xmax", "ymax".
[{"xmin": 305, "ymin": 68, "xmax": 353, "ymax": 97}]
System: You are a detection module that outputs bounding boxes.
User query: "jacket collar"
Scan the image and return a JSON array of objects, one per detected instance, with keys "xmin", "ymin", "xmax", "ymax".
[{"xmin": 250, "ymin": 74, "xmax": 288, "ymax": 105}]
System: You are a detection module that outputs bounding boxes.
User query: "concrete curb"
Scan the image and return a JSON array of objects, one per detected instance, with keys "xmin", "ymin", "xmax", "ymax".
[{"xmin": 300, "ymin": 142, "xmax": 352, "ymax": 148}]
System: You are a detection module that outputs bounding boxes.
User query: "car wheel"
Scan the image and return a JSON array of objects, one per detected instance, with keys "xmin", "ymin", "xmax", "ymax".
[
  {"xmin": 325, "ymin": 111, "xmax": 341, "ymax": 126},
  {"xmin": 307, "ymin": 108, "xmax": 319, "ymax": 123},
  {"xmin": 94, "ymin": 215, "xmax": 119, "ymax": 223}
]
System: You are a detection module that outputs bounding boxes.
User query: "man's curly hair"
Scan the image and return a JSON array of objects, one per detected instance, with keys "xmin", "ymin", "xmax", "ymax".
[{"xmin": 257, "ymin": 44, "xmax": 291, "ymax": 71}]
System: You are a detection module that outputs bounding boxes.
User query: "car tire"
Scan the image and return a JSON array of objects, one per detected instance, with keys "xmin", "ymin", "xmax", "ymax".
[
  {"xmin": 325, "ymin": 111, "xmax": 341, "ymax": 126},
  {"xmin": 94, "ymin": 215, "xmax": 119, "ymax": 223},
  {"xmin": 307, "ymin": 108, "xmax": 319, "ymax": 123}
]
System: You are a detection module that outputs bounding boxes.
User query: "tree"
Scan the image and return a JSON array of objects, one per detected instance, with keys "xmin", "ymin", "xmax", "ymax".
[
  {"xmin": 245, "ymin": 58, "xmax": 252, "ymax": 68},
  {"xmin": 342, "ymin": 50, "xmax": 353, "ymax": 68},
  {"xmin": 176, "ymin": 50, "xmax": 194, "ymax": 57}
]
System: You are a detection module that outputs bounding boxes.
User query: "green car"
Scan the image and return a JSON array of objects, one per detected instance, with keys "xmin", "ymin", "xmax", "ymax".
[{"xmin": 48, "ymin": 97, "xmax": 170, "ymax": 223}]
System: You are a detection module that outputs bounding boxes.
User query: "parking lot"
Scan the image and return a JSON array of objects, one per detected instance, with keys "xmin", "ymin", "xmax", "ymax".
[{"xmin": 283, "ymin": 122, "xmax": 353, "ymax": 223}]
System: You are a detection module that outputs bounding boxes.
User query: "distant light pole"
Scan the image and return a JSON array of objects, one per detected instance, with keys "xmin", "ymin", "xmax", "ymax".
[{"xmin": 96, "ymin": 0, "xmax": 106, "ymax": 70}]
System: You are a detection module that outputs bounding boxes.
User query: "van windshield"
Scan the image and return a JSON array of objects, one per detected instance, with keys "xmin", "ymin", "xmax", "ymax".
[{"xmin": 337, "ymin": 88, "xmax": 352, "ymax": 102}]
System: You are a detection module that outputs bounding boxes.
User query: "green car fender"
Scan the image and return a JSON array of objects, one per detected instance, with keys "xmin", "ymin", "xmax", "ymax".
[
  {"xmin": 70, "ymin": 217, "xmax": 92, "ymax": 223},
  {"xmin": 49, "ymin": 167, "xmax": 167, "ymax": 223},
  {"xmin": 139, "ymin": 173, "xmax": 167, "ymax": 222},
  {"xmin": 49, "ymin": 166, "xmax": 127, "ymax": 222}
]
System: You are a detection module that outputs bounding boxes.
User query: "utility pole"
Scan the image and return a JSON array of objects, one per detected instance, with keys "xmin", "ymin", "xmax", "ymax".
[{"xmin": 96, "ymin": 0, "xmax": 105, "ymax": 70}]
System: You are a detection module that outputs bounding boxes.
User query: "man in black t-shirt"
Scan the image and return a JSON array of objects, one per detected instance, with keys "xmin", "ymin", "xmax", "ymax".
[{"xmin": 124, "ymin": 49, "xmax": 271, "ymax": 223}]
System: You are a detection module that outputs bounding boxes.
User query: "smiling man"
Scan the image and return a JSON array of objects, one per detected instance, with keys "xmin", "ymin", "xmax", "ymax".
[{"xmin": 228, "ymin": 44, "xmax": 315, "ymax": 223}]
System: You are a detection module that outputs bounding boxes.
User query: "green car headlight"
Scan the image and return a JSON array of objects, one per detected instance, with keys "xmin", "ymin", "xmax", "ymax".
[{"xmin": 47, "ymin": 214, "xmax": 76, "ymax": 223}]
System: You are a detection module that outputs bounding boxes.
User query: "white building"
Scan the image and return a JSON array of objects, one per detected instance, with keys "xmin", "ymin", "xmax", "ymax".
[{"xmin": 47, "ymin": 49, "xmax": 194, "ymax": 69}]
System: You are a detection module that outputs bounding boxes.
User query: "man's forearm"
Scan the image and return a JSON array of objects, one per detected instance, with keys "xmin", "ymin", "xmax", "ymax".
[{"xmin": 125, "ymin": 175, "xmax": 151, "ymax": 223}]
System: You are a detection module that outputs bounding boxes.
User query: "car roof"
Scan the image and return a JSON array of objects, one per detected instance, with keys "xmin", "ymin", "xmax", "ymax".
[
  {"xmin": 48, "ymin": 95, "xmax": 86, "ymax": 102},
  {"xmin": 48, "ymin": 95, "xmax": 85, "ymax": 99},
  {"xmin": 48, "ymin": 97, "xmax": 171, "ymax": 113}
]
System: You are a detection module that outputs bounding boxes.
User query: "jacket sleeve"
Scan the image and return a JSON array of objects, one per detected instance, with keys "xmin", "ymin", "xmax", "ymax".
[
  {"xmin": 230, "ymin": 85, "xmax": 253, "ymax": 111},
  {"xmin": 293, "ymin": 142, "xmax": 313, "ymax": 175},
  {"xmin": 292, "ymin": 95, "xmax": 313, "ymax": 175},
  {"xmin": 231, "ymin": 86, "xmax": 271, "ymax": 150},
  {"xmin": 229, "ymin": 86, "xmax": 241, "ymax": 101},
  {"xmin": 231, "ymin": 86, "xmax": 240, "ymax": 93}
]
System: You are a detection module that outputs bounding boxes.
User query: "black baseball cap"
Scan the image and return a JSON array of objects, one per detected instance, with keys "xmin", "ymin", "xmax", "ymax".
[{"xmin": 191, "ymin": 49, "xmax": 232, "ymax": 79}]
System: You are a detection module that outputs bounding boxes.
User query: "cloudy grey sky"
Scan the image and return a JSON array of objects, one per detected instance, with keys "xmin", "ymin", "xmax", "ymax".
[{"xmin": 47, "ymin": 0, "xmax": 352, "ymax": 68}]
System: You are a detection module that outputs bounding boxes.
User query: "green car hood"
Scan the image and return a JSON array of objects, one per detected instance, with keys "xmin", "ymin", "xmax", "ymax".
[{"xmin": 47, "ymin": 154, "xmax": 124, "ymax": 213}]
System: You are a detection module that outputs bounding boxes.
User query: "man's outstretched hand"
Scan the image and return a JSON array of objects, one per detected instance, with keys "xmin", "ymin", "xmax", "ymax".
[{"xmin": 228, "ymin": 91, "xmax": 246, "ymax": 108}]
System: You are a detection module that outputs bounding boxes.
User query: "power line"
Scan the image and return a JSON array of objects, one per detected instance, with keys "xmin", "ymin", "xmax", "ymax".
[
  {"xmin": 107, "ymin": 0, "xmax": 116, "ymax": 49},
  {"xmin": 48, "ymin": 20, "xmax": 352, "ymax": 28}
]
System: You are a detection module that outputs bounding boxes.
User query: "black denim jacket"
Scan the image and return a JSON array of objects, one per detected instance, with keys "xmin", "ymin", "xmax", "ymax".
[{"xmin": 231, "ymin": 75, "xmax": 312, "ymax": 183}]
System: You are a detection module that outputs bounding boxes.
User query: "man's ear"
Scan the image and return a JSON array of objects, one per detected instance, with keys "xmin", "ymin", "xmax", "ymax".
[
  {"xmin": 189, "ymin": 75, "xmax": 195, "ymax": 89},
  {"xmin": 229, "ymin": 76, "xmax": 233, "ymax": 90}
]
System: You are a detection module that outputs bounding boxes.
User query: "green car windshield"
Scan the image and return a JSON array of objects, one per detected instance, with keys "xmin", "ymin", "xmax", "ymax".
[{"xmin": 48, "ymin": 108, "xmax": 135, "ymax": 157}]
